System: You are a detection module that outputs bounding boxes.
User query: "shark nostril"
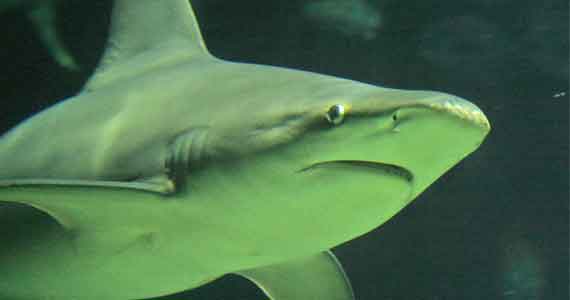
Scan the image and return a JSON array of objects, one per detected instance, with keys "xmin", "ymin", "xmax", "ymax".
[{"xmin": 392, "ymin": 112, "xmax": 398, "ymax": 122}]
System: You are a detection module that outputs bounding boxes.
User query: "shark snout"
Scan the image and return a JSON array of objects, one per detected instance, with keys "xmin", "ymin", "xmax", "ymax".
[
  {"xmin": 366, "ymin": 92, "xmax": 491, "ymax": 200},
  {"xmin": 426, "ymin": 95, "xmax": 491, "ymax": 131}
]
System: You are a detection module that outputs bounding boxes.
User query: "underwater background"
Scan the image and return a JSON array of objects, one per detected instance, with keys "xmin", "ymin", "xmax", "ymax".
[{"xmin": 0, "ymin": 0, "xmax": 567, "ymax": 299}]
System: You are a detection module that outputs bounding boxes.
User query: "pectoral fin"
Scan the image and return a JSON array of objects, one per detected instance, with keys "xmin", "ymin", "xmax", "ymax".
[
  {"xmin": 0, "ymin": 177, "xmax": 174, "ymax": 195},
  {"xmin": 237, "ymin": 251, "xmax": 355, "ymax": 300},
  {"xmin": 0, "ymin": 182, "xmax": 166, "ymax": 262},
  {"xmin": 0, "ymin": 179, "xmax": 166, "ymax": 231}
]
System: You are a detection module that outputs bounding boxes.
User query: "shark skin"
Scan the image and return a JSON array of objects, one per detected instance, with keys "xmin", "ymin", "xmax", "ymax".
[{"xmin": 0, "ymin": 1, "xmax": 490, "ymax": 299}]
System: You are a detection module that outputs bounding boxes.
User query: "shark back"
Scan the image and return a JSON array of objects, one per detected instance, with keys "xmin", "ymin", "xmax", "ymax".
[{"xmin": 0, "ymin": 0, "xmax": 214, "ymax": 181}]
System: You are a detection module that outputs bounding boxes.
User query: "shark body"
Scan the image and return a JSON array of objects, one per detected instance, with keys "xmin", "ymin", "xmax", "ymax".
[{"xmin": 0, "ymin": 1, "xmax": 490, "ymax": 299}]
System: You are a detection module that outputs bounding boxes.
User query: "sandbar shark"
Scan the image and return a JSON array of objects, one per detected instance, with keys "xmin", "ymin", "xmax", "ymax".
[{"xmin": 0, "ymin": 0, "xmax": 490, "ymax": 299}]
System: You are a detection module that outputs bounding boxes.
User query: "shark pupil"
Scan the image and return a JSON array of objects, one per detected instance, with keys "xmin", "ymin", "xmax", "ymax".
[{"xmin": 326, "ymin": 104, "xmax": 345, "ymax": 125}]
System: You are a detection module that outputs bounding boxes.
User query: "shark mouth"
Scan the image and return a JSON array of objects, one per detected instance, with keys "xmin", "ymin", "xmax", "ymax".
[{"xmin": 298, "ymin": 160, "xmax": 413, "ymax": 182}]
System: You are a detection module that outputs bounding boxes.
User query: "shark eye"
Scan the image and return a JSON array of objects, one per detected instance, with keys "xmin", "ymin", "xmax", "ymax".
[{"xmin": 326, "ymin": 104, "xmax": 346, "ymax": 125}]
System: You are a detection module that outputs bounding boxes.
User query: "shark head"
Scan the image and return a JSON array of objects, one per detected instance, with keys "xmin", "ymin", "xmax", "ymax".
[{"xmin": 184, "ymin": 63, "xmax": 491, "ymax": 255}]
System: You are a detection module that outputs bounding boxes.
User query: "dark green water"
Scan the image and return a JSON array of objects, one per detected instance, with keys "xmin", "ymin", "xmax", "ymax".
[{"xmin": 0, "ymin": 0, "xmax": 567, "ymax": 299}]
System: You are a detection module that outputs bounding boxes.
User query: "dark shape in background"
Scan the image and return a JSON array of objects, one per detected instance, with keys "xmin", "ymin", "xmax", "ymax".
[
  {"xmin": 0, "ymin": 0, "xmax": 567, "ymax": 299},
  {"xmin": 301, "ymin": 0, "xmax": 382, "ymax": 40},
  {"xmin": 0, "ymin": 0, "xmax": 78, "ymax": 70},
  {"xmin": 419, "ymin": 15, "xmax": 515, "ymax": 87},
  {"xmin": 520, "ymin": 4, "xmax": 568, "ymax": 81}
]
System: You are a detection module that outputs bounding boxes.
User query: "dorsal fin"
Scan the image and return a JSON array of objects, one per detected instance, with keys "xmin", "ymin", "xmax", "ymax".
[{"xmin": 84, "ymin": 0, "xmax": 210, "ymax": 90}]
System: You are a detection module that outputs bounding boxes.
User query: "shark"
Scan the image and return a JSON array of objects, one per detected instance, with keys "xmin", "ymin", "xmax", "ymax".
[
  {"xmin": 0, "ymin": 0, "xmax": 490, "ymax": 299},
  {"xmin": 0, "ymin": 0, "xmax": 78, "ymax": 70},
  {"xmin": 302, "ymin": 0, "xmax": 382, "ymax": 40}
]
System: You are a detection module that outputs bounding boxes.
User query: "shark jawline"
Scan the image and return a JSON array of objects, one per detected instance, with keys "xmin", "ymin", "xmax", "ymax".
[{"xmin": 298, "ymin": 160, "xmax": 414, "ymax": 182}]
